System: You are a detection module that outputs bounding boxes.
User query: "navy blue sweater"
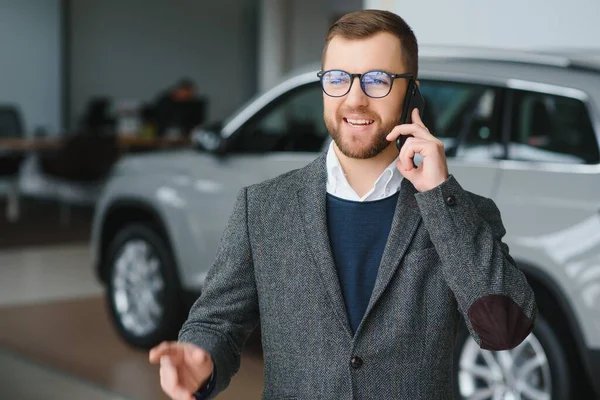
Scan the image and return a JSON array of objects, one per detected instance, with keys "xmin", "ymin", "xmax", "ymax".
[{"xmin": 326, "ymin": 192, "xmax": 399, "ymax": 333}]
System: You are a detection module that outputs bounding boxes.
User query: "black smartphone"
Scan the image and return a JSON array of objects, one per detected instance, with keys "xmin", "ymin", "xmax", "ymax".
[{"xmin": 396, "ymin": 80, "xmax": 425, "ymax": 151}]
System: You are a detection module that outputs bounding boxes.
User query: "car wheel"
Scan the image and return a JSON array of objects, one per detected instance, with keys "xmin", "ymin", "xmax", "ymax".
[
  {"xmin": 454, "ymin": 314, "xmax": 570, "ymax": 400},
  {"xmin": 106, "ymin": 223, "xmax": 186, "ymax": 349}
]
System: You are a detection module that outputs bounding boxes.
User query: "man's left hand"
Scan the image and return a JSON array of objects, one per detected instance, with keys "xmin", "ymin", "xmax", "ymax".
[{"xmin": 386, "ymin": 108, "xmax": 449, "ymax": 192}]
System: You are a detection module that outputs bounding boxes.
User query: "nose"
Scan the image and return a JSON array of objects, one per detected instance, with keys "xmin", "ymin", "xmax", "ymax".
[{"xmin": 344, "ymin": 77, "xmax": 369, "ymax": 108}]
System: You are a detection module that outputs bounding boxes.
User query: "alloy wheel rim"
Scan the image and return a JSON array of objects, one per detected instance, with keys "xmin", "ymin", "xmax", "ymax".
[
  {"xmin": 112, "ymin": 239, "xmax": 165, "ymax": 337},
  {"xmin": 458, "ymin": 333, "xmax": 552, "ymax": 400}
]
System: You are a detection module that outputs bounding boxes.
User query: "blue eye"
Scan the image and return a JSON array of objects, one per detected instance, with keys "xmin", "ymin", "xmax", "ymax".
[
  {"xmin": 369, "ymin": 78, "xmax": 388, "ymax": 85},
  {"xmin": 324, "ymin": 72, "xmax": 350, "ymax": 86},
  {"xmin": 328, "ymin": 78, "xmax": 345, "ymax": 85},
  {"xmin": 364, "ymin": 74, "xmax": 390, "ymax": 86}
]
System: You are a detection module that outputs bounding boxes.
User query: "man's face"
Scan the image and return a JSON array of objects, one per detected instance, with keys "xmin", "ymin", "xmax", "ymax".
[{"xmin": 322, "ymin": 32, "xmax": 408, "ymax": 159}]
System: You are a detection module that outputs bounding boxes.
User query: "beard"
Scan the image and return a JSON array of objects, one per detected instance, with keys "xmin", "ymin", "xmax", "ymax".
[{"xmin": 325, "ymin": 107, "xmax": 401, "ymax": 159}]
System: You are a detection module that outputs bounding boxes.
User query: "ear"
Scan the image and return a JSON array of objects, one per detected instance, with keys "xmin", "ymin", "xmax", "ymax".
[{"xmin": 415, "ymin": 79, "xmax": 420, "ymax": 88}]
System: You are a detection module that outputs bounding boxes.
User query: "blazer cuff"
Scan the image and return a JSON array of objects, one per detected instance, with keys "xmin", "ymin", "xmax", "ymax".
[{"xmin": 414, "ymin": 174, "xmax": 479, "ymax": 237}]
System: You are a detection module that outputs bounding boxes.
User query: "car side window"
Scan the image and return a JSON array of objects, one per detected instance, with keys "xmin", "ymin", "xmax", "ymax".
[
  {"xmin": 509, "ymin": 90, "xmax": 600, "ymax": 164},
  {"xmin": 419, "ymin": 80, "xmax": 502, "ymax": 160},
  {"xmin": 229, "ymin": 83, "xmax": 328, "ymax": 153}
]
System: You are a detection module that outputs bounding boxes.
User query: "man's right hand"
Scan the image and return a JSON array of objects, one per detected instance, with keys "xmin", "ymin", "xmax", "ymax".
[{"xmin": 149, "ymin": 341, "xmax": 214, "ymax": 400}]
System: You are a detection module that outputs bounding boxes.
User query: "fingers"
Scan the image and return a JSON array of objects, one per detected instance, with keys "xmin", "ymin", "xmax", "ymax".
[
  {"xmin": 149, "ymin": 341, "xmax": 183, "ymax": 364},
  {"xmin": 398, "ymin": 137, "xmax": 425, "ymax": 172},
  {"xmin": 398, "ymin": 136, "xmax": 444, "ymax": 169},
  {"xmin": 387, "ymin": 109, "xmax": 431, "ymax": 142},
  {"xmin": 159, "ymin": 356, "xmax": 194, "ymax": 400},
  {"xmin": 151, "ymin": 342, "xmax": 213, "ymax": 400},
  {"xmin": 411, "ymin": 108, "xmax": 426, "ymax": 129},
  {"xmin": 149, "ymin": 341, "xmax": 173, "ymax": 364},
  {"xmin": 187, "ymin": 346, "xmax": 211, "ymax": 366},
  {"xmin": 386, "ymin": 122, "xmax": 433, "ymax": 143}
]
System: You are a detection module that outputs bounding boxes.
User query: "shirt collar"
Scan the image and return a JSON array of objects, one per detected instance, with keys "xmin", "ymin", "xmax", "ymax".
[
  {"xmin": 326, "ymin": 141, "xmax": 403, "ymax": 201},
  {"xmin": 326, "ymin": 141, "xmax": 344, "ymax": 193}
]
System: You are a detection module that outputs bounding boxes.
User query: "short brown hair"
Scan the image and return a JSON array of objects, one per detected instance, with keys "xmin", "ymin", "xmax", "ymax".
[{"xmin": 322, "ymin": 10, "xmax": 418, "ymax": 78}]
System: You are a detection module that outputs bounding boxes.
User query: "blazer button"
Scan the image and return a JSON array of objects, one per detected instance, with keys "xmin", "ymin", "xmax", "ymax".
[
  {"xmin": 445, "ymin": 195, "xmax": 456, "ymax": 206},
  {"xmin": 350, "ymin": 356, "xmax": 363, "ymax": 369}
]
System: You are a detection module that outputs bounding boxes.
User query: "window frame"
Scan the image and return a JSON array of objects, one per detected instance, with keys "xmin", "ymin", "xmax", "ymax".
[
  {"xmin": 504, "ymin": 80, "xmax": 600, "ymax": 165},
  {"xmin": 417, "ymin": 75, "xmax": 600, "ymax": 167},
  {"xmin": 418, "ymin": 78, "xmax": 508, "ymax": 161}
]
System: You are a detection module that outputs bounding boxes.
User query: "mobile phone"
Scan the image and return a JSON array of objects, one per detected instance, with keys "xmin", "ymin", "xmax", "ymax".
[{"xmin": 396, "ymin": 80, "xmax": 425, "ymax": 151}]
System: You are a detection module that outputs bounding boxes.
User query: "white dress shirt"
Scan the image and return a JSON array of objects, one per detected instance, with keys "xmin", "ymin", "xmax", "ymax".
[{"xmin": 326, "ymin": 141, "xmax": 403, "ymax": 202}]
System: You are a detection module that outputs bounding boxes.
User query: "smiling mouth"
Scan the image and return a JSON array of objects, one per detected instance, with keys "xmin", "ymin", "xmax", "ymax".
[{"xmin": 344, "ymin": 118, "xmax": 375, "ymax": 127}]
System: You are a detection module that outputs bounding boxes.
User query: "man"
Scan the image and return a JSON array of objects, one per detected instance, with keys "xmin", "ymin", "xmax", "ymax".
[
  {"xmin": 149, "ymin": 10, "xmax": 537, "ymax": 400},
  {"xmin": 153, "ymin": 78, "xmax": 207, "ymax": 137}
]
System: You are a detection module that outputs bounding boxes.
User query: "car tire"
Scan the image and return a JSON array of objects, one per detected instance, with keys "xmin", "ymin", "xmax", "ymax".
[
  {"xmin": 453, "ymin": 314, "xmax": 570, "ymax": 400},
  {"xmin": 106, "ymin": 223, "xmax": 187, "ymax": 349}
]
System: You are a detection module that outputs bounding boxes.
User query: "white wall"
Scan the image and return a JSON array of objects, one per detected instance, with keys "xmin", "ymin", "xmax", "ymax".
[
  {"xmin": 258, "ymin": 0, "xmax": 288, "ymax": 92},
  {"xmin": 289, "ymin": 0, "xmax": 362, "ymax": 69},
  {"xmin": 365, "ymin": 0, "xmax": 600, "ymax": 50},
  {"xmin": 70, "ymin": 0, "xmax": 257, "ymax": 128},
  {"xmin": 288, "ymin": 0, "xmax": 330, "ymax": 70},
  {"xmin": 0, "ymin": 0, "xmax": 61, "ymax": 135},
  {"xmin": 258, "ymin": 0, "xmax": 361, "ymax": 91}
]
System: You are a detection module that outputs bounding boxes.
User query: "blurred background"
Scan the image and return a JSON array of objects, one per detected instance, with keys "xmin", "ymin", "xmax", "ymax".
[{"xmin": 1, "ymin": 0, "xmax": 599, "ymax": 399}]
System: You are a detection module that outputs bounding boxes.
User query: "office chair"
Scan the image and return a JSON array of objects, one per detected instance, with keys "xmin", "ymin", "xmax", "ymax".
[{"xmin": 0, "ymin": 105, "xmax": 26, "ymax": 222}]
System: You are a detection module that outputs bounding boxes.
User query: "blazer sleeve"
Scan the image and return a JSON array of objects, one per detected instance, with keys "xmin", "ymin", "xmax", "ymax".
[
  {"xmin": 414, "ymin": 175, "xmax": 537, "ymax": 350},
  {"xmin": 178, "ymin": 187, "xmax": 259, "ymax": 397}
]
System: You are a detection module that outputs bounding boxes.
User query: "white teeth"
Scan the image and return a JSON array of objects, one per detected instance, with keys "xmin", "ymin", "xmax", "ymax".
[{"xmin": 346, "ymin": 119, "xmax": 374, "ymax": 126}]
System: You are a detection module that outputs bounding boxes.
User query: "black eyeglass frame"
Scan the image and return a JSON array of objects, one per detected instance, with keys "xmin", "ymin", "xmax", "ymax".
[{"xmin": 317, "ymin": 69, "xmax": 414, "ymax": 98}]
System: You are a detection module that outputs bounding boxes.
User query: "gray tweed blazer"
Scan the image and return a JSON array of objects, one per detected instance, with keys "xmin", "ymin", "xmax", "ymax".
[{"xmin": 179, "ymin": 152, "xmax": 537, "ymax": 400}]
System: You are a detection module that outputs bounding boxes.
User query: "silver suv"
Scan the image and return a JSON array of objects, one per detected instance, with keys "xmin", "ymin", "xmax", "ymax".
[{"xmin": 91, "ymin": 47, "xmax": 600, "ymax": 399}]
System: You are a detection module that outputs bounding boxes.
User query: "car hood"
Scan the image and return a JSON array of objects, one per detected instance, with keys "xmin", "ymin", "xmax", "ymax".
[{"xmin": 111, "ymin": 149, "xmax": 216, "ymax": 177}]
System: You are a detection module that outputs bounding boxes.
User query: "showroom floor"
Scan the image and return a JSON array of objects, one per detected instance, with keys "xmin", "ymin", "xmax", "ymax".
[{"xmin": 0, "ymin": 200, "xmax": 264, "ymax": 400}]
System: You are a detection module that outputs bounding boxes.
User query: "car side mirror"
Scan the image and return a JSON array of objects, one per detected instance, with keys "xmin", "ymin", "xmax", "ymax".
[{"xmin": 191, "ymin": 128, "xmax": 224, "ymax": 153}]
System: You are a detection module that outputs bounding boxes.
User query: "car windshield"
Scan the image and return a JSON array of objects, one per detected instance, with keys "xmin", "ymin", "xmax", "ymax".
[
  {"xmin": 221, "ymin": 66, "xmax": 320, "ymax": 129},
  {"xmin": 202, "ymin": 119, "xmax": 223, "ymax": 133},
  {"xmin": 221, "ymin": 92, "xmax": 266, "ymax": 128}
]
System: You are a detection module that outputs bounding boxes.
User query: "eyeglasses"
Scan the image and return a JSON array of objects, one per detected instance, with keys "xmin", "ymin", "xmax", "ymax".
[{"xmin": 317, "ymin": 69, "xmax": 413, "ymax": 98}]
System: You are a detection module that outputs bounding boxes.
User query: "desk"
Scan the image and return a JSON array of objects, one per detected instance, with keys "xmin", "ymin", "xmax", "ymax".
[
  {"xmin": 0, "ymin": 136, "xmax": 192, "ymax": 152},
  {"xmin": 0, "ymin": 138, "xmax": 62, "ymax": 152},
  {"xmin": 117, "ymin": 136, "xmax": 191, "ymax": 151}
]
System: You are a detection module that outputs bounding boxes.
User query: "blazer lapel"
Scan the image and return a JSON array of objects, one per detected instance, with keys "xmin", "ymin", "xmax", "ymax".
[
  {"xmin": 359, "ymin": 178, "xmax": 422, "ymax": 331},
  {"xmin": 296, "ymin": 154, "xmax": 353, "ymax": 339}
]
